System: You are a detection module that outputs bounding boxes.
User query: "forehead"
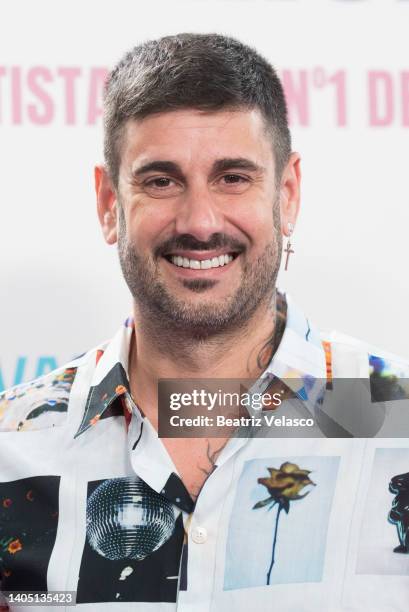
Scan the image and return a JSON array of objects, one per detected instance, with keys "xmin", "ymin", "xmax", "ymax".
[{"xmin": 119, "ymin": 108, "xmax": 274, "ymax": 171}]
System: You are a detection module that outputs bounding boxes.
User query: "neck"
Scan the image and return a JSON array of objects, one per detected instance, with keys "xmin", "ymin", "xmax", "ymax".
[{"xmin": 128, "ymin": 293, "xmax": 283, "ymax": 416}]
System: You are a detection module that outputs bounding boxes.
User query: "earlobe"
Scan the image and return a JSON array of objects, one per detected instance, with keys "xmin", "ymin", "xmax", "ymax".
[
  {"xmin": 95, "ymin": 165, "xmax": 118, "ymax": 245},
  {"xmin": 279, "ymin": 152, "xmax": 301, "ymax": 234}
]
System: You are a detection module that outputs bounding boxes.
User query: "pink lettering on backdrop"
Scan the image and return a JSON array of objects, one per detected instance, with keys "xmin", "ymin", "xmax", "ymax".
[
  {"xmin": 0, "ymin": 67, "xmax": 6, "ymax": 122},
  {"xmin": 281, "ymin": 69, "xmax": 309, "ymax": 126},
  {"xmin": 87, "ymin": 68, "xmax": 108, "ymax": 125},
  {"xmin": 328, "ymin": 70, "xmax": 347, "ymax": 126},
  {"xmin": 401, "ymin": 72, "xmax": 409, "ymax": 126},
  {"xmin": 58, "ymin": 67, "xmax": 82, "ymax": 125},
  {"xmin": 11, "ymin": 66, "xmax": 22, "ymax": 124},
  {"xmin": 0, "ymin": 66, "xmax": 406, "ymax": 127},
  {"xmin": 27, "ymin": 67, "xmax": 54, "ymax": 124},
  {"xmin": 368, "ymin": 71, "xmax": 394, "ymax": 126},
  {"xmin": 281, "ymin": 68, "xmax": 347, "ymax": 127}
]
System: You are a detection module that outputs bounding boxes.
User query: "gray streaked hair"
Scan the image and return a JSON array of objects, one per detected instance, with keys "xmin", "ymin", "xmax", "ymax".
[{"xmin": 103, "ymin": 33, "xmax": 291, "ymax": 188}]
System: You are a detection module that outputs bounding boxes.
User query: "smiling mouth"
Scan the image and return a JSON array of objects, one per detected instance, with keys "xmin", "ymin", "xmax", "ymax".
[{"xmin": 164, "ymin": 252, "xmax": 239, "ymax": 270}]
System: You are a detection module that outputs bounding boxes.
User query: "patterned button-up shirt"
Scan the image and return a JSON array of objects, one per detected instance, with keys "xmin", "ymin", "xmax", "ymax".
[{"xmin": 1, "ymin": 294, "xmax": 409, "ymax": 611}]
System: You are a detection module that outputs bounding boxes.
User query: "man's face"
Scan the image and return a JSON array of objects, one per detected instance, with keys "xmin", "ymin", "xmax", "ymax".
[{"xmin": 103, "ymin": 109, "xmax": 295, "ymax": 337}]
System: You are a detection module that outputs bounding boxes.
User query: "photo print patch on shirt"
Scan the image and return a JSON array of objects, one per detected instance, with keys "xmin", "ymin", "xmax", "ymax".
[
  {"xmin": 223, "ymin": 455, "xmax": 340, "ymax": 590},
  {"xmin": 76, "ymin": 476, "xmax": 185, "ymax": 604},
  {"xmin": 0, "ymin": 475, "xmax": 60, "ymax": 591},
  {"xmin": 369, "ymin": 355, "xmax": 409, "ymax": 403},
  {"xmin": 356, "ymin": 447, "xmax": 409, "ymax": 576}
]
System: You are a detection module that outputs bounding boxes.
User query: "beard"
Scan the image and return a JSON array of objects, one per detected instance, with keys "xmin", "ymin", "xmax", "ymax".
[{"xmin": 117, "ymin": 205, "xmax": 282, "ymax": 340}]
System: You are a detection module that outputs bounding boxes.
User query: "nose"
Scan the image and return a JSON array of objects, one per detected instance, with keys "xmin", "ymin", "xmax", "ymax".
[{"xmin": 175, "ymin": 182, "xmax": 224, "ymax": 242}]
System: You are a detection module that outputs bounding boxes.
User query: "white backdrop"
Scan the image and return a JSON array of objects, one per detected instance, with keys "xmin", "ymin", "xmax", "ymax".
[{"xmin": 1, "ymin": 0, "xmax": 408, "ymax": 391}]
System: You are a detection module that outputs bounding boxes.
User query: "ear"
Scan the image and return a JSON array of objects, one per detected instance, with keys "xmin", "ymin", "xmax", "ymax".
[
  {"xmin": 95, "ymin": 165, "xmax": 118, "ymax": 245},
  {"xmin": 279, "ymin": 152, "xmax": 301, "ymax": 237}
]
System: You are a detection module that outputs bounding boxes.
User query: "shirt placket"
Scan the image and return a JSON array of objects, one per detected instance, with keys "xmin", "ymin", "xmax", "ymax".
[
  {"xmin": 176, "ymin": 436, "xmax": 247, "ymax": 612},
  {"xmin": 126, "ymin": 398, "xmax": 193, "ymax": 602},
  {"xmin": 127, "ymin": 396, "xmax": 247, "ymax": 611}
]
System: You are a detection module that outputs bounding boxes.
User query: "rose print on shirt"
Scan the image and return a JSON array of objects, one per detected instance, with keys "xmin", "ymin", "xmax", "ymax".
[{"xmin": 253, "ymin": 462, "xmax": 315, "ymax": 585}]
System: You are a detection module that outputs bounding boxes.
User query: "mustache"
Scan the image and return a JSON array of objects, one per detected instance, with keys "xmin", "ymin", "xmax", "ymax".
[{"xmin": 155, "ymin": 233, "xmax": 246, "ymax": 258}]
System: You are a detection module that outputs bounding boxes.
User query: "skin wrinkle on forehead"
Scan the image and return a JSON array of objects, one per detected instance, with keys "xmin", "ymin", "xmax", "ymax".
[
  {"xmin": 118, "ymin": 109, "xmax": 277, "ymax": 189},
  {"xmin": 157, "ymin": 108, "xmax": 248, "ymax": 131}
]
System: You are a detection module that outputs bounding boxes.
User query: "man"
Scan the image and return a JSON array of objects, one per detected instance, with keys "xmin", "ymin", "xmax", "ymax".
[{"xmin": 1, "ymin": 33, "xmax": 408, "ymax": 611}]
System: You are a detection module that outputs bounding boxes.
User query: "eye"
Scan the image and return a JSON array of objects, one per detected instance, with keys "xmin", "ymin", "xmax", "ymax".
[
  {"xmin": 217, "ymin": 173, "xmax": 251, "ymax": 193},
  {"xmin": 147, "ymin": 177, "xmax": 173, "ymax": 188},
  {"xmin": 143, "ymin": 176, "xmax": 183, "ymax": 197},
  {"xmin": 222, "ymin": 174, "xmax": 247, "ymax": 184}
]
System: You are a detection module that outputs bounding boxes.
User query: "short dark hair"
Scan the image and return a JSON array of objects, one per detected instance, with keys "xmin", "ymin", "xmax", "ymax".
[{"xmin": 103, "ymin": 33, "xmax": 291, "ymax": 188}]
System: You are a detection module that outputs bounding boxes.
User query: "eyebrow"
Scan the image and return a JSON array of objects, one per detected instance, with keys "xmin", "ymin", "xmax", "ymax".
[
  {"xmin": 131, "ymin": 161, "xmax": 184, "ymax": 181},
  {"xmin": 212, "ymin": 158, "xmax": 265, "ymax": 174},
  {"xmin": 131, "ymin": 157, "xmax": 265, "ymax": 180}
]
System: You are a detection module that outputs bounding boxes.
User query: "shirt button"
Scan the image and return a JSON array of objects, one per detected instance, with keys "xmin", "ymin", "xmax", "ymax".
[{"xmin": 191, "ymin": 526, "xmax": 208, "ymax": 544}]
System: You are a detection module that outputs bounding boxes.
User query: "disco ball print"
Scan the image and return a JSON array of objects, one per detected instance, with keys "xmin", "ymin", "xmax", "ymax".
[
  {"xmin": 76, "ymin": 477, "xmax": 185, "ymax": 604},
  {"xmin": 86, "ymin": 477, "xmax": 175, "ymax": 560}
]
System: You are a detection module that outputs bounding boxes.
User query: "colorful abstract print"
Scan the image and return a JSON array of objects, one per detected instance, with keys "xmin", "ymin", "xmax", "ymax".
[
  {"xmin": 0, "ymin": 367, "xmax": 76, "ymax": 432},
  {"xmin": 0, "ymin": 476, "xmax": 60, "ymax": 591},
  {"xmin": 369, "ymin": 355, "xmax": 409, "ymax": 402}
]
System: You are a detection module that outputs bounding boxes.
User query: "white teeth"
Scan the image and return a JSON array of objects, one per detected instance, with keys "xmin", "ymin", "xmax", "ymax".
[{"xmin": 170, "ymin": 254, "xmax": 234, "ymax": 269}]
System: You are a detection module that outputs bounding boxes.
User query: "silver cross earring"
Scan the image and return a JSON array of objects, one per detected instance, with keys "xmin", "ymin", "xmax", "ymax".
[{"xmin": 284, "ymin": 222, "xmax": 294, "ymax": 271}]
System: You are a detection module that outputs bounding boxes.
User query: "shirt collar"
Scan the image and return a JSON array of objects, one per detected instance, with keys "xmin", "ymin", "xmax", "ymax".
[
  {"xmin": 266, "ymin": 293, "xmax": 326, "ymax": 380},
  {"xmin": 74, "ymin": 318, "xmax": 134, "ymax": 438},
  {"xmin": 74, "ymin": 294, "xmax": 327, "ymax": 438}
]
